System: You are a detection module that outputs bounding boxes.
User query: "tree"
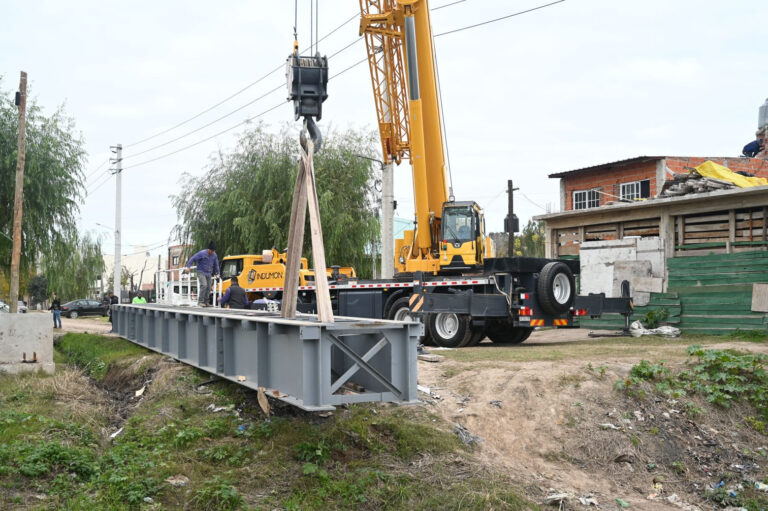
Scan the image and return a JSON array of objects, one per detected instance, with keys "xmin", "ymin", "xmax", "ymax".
[
  {"xmin": 489, "ymin": 219, "xmax": 546, "ymax": 258},
  {"xmin": 106, "ymin": 266, "xmax": 132, "ymax": 294},
  {"xmin": 43, "ymin": 232, "xmax": 105, "ymax": 301},
  {"xmin": 27, "ymin": 274, "xmax": 47, "ymax": 306},
  {"xmin": 173, "ymin": 125, "xmax": 381, "ymax": 278},
  {"xmin": 0, "ymin": 78, "xmax": 87, "ymax": 284}
]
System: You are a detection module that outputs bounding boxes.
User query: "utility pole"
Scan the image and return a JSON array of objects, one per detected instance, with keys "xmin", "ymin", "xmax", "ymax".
[
  {"xmin": 381, "ymin": 162, "xmax": 394, "ymax": 279},
  {"xmin": 9, "ymin": 71, "xmax": 28, "ymax": 314},
  {"xmin": 507, "ymin": 179, "xmax": 519, "ymax": 257},
  {"xmin": 111, "ymin": 144, "xmax": 122, "ymax": 302}
]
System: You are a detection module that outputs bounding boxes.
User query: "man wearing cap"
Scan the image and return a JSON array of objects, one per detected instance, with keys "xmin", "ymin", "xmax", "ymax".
[
  {"xmin": 132, "ymin": 291, "xmax": 147, "ymax": 304},
  {"xmin": 184, "ymin": 242, "xmax": 220, "ymax": 307}
]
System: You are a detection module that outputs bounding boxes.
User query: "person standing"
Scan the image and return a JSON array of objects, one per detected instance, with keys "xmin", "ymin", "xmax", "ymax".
[
  {"xmin": 49, "ymin": 292, "xmax": 62, "ymax": 329},
  {"xmin": 184, "ymin": 242, "xmax": 220, "ymax": 307},
  {"xmin": 108, "ymin": 291, "xmax": 119, "ymax": 323},
  {"xmin": 219, "ymin": 276, "xmax": 250, "ymax": 309},
  {"xmin": 132, "ymin": 291, "xmax": 147, "ymax": 304}
]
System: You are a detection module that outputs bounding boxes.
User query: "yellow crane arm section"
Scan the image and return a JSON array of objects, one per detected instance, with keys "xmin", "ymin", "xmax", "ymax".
[{"xmin": 360, "ymin": 0, "xmax": 448, "ymax": 259}]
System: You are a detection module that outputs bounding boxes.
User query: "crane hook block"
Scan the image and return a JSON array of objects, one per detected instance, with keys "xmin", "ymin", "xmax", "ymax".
[{"xmin": 286, "ymin": 53, "xmax": 328, "ymax": 122}]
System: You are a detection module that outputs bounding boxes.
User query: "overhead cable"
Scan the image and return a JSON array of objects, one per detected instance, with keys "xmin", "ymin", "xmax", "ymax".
[{"xmin": 434, "ymin": 0, "xmax": 565, "ymax": 37}]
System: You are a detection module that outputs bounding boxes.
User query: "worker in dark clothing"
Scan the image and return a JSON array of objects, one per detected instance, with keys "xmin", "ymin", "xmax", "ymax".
[
  {"xmin": 108, "ymin": 292, "xmax": 119, "ymax": 323},
  {"xmin": 219, "ymin": 277, "xmax": 250, "ymax": 309},
  {"xmin": 743, "ymin": 139, "xmax": 763, "ymax": 158},
  {"xmin": 49, "ymin": 292, "xmax": 62, "ymax": 329}
]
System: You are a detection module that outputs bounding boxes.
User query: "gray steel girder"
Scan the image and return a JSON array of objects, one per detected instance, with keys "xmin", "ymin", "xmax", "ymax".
[{"xmin": 112, "ymin": 304, "xmax": 422, "ymax": 411}]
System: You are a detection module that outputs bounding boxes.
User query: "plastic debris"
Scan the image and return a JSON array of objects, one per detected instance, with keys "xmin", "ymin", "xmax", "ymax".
[
  {"xmin": 615, "ymin": 497, "xmax": 630, "ymax": 508},
  {"xmin": 578, "ymin": 495, "xmax": 598, "ymax": 507},
  {"xmin": 453, "ymin": 423, "xmax": 482, "ymax": 449},
  {"xmin": 143, "ymin": 497, "xmax": 154, "ymax": 504},
  {"xmin": 756, "ymin": 482, "xmax": 768, "ymax": 492},
  {"xmin": 629, "ymin": 320, "xmax": 680, "ymax": 338},
  {"xmin": 544, "ymin": 492, "xmax": 570, "ymax": 506},
  {"xmin": 237, "ymin": 424, "xmax": 247, "ymax": 432},
  {"xmin": 489, "ymin": 400, "xmax": 502, "ymax": 408},
  {"xmin": 135, "ymin": 385, "xmax": 146, "ymax": 397},
  {"xmin": 207, "ymin": 403, "xmax": 235, "ymax": 413},
  {"xmin": 600, "ymin": 423, "xmax": 621, "ymax": 430},
  {"xmin": 109, "ymin": 427, "xmax": 124, "ymax": 440},
  {"xmin": 417, "ymin": 384, "xmax": 431, "ymax": 395},
  {"xmin": 165, "ymin": 475, "xmax": 190, "ymax": 487},
  {"xmin": 714, "ymin": 480, "xmax": 725, "ymax": 489}
]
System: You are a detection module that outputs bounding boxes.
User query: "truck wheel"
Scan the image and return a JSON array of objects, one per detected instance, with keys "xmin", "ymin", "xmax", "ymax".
[
  {"xmin": 467, "ymin": 327, "xmax": 486, "ymax": 347},
  {"xmin": 388, "ymin": 297, "xmax": 433, "ymax": 345},
  {"xmin": 537, "ymin": 262, "xmax": 575, "ymax": 315},
  {"xmin": 428, "ymin": 312, "xmax": 474, "ymax": 348},
  {"xmin": 486, "ymin": 322, "xmax": 533, "ymax": 345}
]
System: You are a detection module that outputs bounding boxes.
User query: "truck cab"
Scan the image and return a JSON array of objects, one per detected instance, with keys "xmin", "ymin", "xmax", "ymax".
[{"xmin": 439, "ymin": 201, "xmax": 494, "ymax": 272}]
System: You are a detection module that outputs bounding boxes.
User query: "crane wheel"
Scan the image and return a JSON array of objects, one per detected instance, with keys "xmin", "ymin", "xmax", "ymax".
[
  {"xmin": 486, "ymin": 322, "xmax": 533, "ymax": 345},
  {"xmin": 537, "ymin": 262, "xmax": 575, "ymax": 315},
  {"xmin": 427, "ymin": 312, "xmax": 474, "ymax": 348},
  {"xmin": 388, "ymin": 296, "xmax": 433, "ymax": 346}
]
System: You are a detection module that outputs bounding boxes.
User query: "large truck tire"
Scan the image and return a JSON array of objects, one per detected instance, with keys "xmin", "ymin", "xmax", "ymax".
[
  {"xmin": 536, "ymin": 261, "xmax": 575, "ymax": 315},
  {"xmin": 467, "ymin": 326, "xmax": 486, "ymax": 347},
  {"xmin": 427, "ymin": 312, "xmax": 474, "ymax": 348},
  {"xmin": 486, "ymin": 324, "xmax": 533, "ymax": 344},
  {"xmin": 388, "ymin": 296, "xmax": 433, "ymax": 346}
]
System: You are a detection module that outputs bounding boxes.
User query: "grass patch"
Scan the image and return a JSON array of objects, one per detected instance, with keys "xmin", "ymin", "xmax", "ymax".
[
  {"xmin": 57, "ymin": 333, "xmax": 150, "ymax": 380},
  {"xmin": 0, "ymin": 334, "xmax": 537, "ymax": 510}
]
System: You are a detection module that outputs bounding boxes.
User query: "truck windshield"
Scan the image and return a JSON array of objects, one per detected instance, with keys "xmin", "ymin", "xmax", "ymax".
[
  {"xmin": 221, "ymin": 258, "xmax": 243, "ymax": 279},
  {"xmin": 442, "ymin": 207, "xmax": 475, "ymax": 243}
]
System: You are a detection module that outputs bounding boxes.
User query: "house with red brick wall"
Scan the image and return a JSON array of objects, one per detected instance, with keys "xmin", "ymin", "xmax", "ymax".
[{"xmin": 549, "ymin": 154, "xmax": 768, "ymax": 212}]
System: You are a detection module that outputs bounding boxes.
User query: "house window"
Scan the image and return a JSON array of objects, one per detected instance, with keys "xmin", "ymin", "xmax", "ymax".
[
  {"xmin": 172, "ymin": 255, "xmax": 179, "ymax": 266},
  {"xmin": 621, "ymin": 179, "xmax": 650, "ymax": 201},
  {"xmin": 573, "ymin": 189, "xmax": 600, "ymax": 210}
]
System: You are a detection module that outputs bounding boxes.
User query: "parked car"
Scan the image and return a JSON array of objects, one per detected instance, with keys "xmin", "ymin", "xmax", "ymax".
[
  {"xmin": 60, "ymin": 299, "xmax": 108, "ymax": 319},
  {"xmin": 0, "ymin": 300, "xmax": 25, "ymax": 313}
]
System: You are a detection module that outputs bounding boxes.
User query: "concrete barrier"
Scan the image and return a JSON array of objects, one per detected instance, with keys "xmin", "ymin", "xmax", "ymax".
[{"xmin": 0, "ymin": 314, "xmax": 55, "ymax": 374}]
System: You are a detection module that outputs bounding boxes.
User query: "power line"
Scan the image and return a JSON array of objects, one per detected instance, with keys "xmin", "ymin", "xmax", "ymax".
[
  {"xmin": 123, "ymin": 12, "xmax": 360, "ymax": 149},
  {"xmin": 84, "ymin": 158, "xmax": 109, "ymax": 181},
  {"xmin": 434, "ymin": 0, "xmax": 565, "ymax": 37},
  {"xmin": 87, "ymin": 173, "xmax": 114, "ymax": 195}
]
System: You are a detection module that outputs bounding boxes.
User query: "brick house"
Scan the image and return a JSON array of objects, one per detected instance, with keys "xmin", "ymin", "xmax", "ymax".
[{"xmin": 550, "ymin": 154, "xmax": 768, "ymax": 212}]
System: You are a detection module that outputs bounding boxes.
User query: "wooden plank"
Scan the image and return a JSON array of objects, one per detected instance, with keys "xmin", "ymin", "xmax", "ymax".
[
  {"xmin": 302, "ymin": 139, "xmax": 334, "ymax": 323},
  {"xmin": 623, "ymin": 218, "xmax": 660, "ymax": 229},
  {"xmin": 281, "ymin": 158, "xmax": 309, "ymax": 319},
  {"xmin": 685, "ymin": 213, "xmax": 730, "ymax": 224}
]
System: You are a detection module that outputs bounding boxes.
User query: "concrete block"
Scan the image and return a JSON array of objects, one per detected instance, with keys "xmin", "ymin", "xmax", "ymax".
[
  {"xmin": 636, "ymin": 238, "xmax": 663, "ymax": 253},
  {"xmin": 580, "ymin": 247, "xmax": 637, "ymax": 266},
  {"xmin": 633, "ymin": 291, "xmax": 651, "ymax": 307},
  {"xmin": 634, "ymin": 277, "xmax": 664, "ymax": 293},
  {"xmin": 581, "ymin": 239, "xmax": 638, "ymax": 250},
  {"xmin": 580, "ymin": 263, "xmax": 614, "ymax": 295},
  {"xmin": 0, "ymin": 314, "xmax": 55, "ymax": 374},
  {"xmin": 752, "ymin": 283, "xmax": 768, "ymax": 312}
]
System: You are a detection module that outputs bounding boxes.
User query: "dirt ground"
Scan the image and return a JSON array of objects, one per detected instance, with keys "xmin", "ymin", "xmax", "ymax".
[
  {"xmin": 417, "ymin": 329, "xmax": 768, "ymax": 510},
  {"xmin": 51, "ymin": 317, "xmax": 768, "ymax": 509},
  {"xmin": 57, "ymin": 313, "xmax": 115, "ymax": 335}
]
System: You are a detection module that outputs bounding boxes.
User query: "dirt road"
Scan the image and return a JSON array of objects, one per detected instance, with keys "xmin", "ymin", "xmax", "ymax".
[{"xmin": 418, "ymin": 329, "xmax": 768, "ymax": 510}]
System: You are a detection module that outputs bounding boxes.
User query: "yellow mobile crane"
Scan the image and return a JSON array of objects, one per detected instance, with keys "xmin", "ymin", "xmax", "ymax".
[{"xmin": 359, "ymin": 0, "xmax": 494, "ymax": 275}]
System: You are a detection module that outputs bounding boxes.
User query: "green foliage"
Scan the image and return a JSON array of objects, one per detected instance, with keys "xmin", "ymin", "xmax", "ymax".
[
  {"xmin": 494, "ymin": 219, "xmax": 546, "ymax": 258},
  {"xmin": 172, "ymin": 125, "xmax": 381, "ymax": 278},
  {"xmin": 0, "ymin": 78, "xmax": 87, "ymax": 281},
  {"xmin": 44, "ymin": 231, "xmax": 105, "ymax": 301},
  {"xmin": 26, "ymin": 274, "xmax": 47, "ymax": 305},
  {"xmin": 642, "ymin": 308, "xmax": 669, "ymax": 328},
  {"xmin": 191, "ymin": 476, "xmax": 243, "ymax": 511},
  {"xmin": 56, "ymin": 333, "xmax": 149, "ymax": 380},
  {"xmin": 617, "ymin": 346, "xmax": 768, "ymax": 421}
]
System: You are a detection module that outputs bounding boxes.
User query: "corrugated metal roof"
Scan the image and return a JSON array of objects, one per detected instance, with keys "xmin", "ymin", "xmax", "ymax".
[{"xmin": 548, "ymin": 156, "xmax": 664, "ymax": 179}]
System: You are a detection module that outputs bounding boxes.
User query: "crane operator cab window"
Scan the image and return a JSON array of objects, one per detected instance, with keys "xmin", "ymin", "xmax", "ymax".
[
  {"xmin": 442, "ymin": 206, "xmax": 476, "ymax": 244},
  {"xmin": 221, "ymin": 258, "xmax": 244, "ymax": 280}
]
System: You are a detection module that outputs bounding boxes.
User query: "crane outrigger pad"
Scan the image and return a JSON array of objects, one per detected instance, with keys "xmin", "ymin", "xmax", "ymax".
[{"xmin": 111, "ymin": 304, "xmax": 420, "ymax": 411}]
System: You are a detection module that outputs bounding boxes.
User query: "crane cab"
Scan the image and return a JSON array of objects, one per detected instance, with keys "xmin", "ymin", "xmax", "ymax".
[{"xmin": 439, "ymin": 201, "xmax": 493, "ymax": 272}]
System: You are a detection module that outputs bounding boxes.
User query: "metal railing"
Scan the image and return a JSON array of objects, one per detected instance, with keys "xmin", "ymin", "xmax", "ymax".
[{"xmin": 154, "ymin": 266, "xmax": 222, "ymax": 307}]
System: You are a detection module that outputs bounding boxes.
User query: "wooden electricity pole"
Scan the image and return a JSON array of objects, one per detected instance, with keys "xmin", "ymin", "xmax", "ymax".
[{"xmin": 9, "ymin": 71, "xmax": 28, "ymax": 314}]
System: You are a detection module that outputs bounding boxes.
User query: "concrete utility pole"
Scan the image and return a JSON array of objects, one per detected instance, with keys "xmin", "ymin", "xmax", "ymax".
[
  {"xmin": 507, "ymin": 179, "xmax": 519, "ymax": 257},
  {"xmin": 9, "ymin": 71, "xmax": 28, "ymax": 314},
  {"xmin": 381, "ymin": 163, "xmax": 394, "ymax": 279},
  {"xmin": 112, "ymin": 144, "xmax": 122, "ymax": 302}
]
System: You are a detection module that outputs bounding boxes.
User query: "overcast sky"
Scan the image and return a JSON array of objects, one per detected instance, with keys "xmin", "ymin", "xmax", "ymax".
[{"xmin": 2, "ymin": 0, "xmax": 766, "ymax": 258}]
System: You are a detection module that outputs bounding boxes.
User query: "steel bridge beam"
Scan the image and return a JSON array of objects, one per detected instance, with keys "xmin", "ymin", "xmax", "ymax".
[{"xmin": 113, "ymin": 304, "xmax": 421, "ymax": 411}]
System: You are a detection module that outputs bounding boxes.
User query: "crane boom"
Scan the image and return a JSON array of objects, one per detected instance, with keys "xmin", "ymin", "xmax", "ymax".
[{"xmin": 361, "ymin": 0, "xmax": 491, "ymax": 274}]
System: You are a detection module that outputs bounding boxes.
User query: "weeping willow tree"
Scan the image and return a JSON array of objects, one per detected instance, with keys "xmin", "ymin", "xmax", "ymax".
[
  {"xmin": 0, "ymin": 77, "xmax": 90, "ymax": 298},
  {"xmin": 173, "ymin": 125, "xmax": 381, "ymax": 277},
  {"xmin": 43, "ymin": 232, "xmax": 104, "ymax": 301}
]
